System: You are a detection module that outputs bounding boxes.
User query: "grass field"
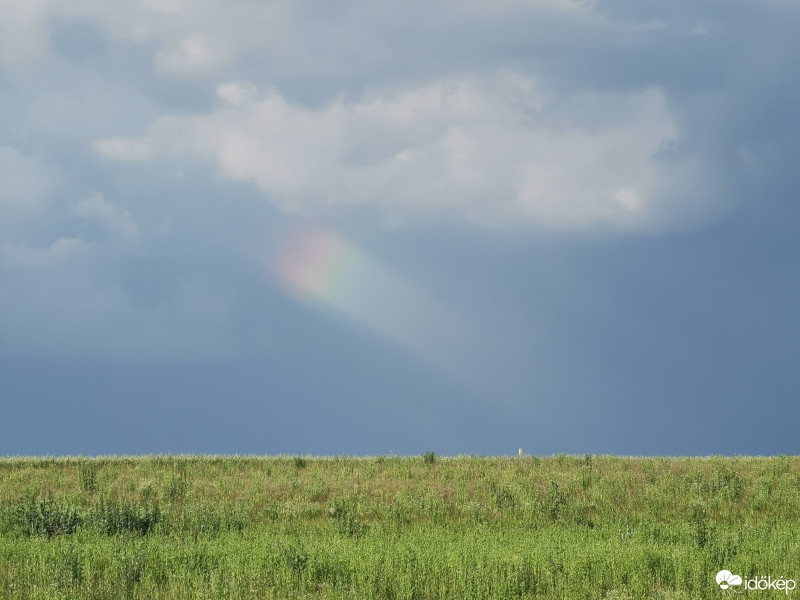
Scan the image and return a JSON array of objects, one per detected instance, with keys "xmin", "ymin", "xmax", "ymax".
[{"xmin": 1, "ymin": 454, "xmax": 799, "ymax": 599}]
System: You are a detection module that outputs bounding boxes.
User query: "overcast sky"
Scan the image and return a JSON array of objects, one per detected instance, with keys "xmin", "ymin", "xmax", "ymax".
[{"xmin": 1, "ymin": 0, "xmax": 798, "ymax": 456}]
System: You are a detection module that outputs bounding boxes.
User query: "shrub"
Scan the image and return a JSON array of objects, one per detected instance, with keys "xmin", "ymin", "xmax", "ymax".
[
  {"xmin": 423, "ymin": 451, "xmax": 437, "ymax": 465},
  {"xmin": 93, "ymin": 497, "xmax": 161, "ymax": 535},
  {"xmin": 15, "ymin": 494, "xmax": 82, "ymax": 537},
  {"xmin": 163, "ymin": 474, "xmax": 189, "ymax": 502},
  {"xmin": 489, "ymin": 483, "xmax": 517, "ymax": 510},
  {"xmin": 78, "ymin": 462, "xmax": 98, "ymax": 493}
]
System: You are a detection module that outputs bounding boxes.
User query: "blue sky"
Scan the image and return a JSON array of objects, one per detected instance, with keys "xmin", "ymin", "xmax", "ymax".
[{"xmin": 1, "ymin": 0, "xmax": 798, "ymax": 456}]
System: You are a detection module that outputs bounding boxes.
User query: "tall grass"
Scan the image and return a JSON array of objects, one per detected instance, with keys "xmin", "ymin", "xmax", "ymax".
[{"xmin": 1, "ymin": 455, "xmax": 799, "ymax": 598}]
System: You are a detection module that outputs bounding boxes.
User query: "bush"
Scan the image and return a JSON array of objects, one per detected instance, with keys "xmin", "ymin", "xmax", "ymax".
[
  {"xmin": 423, "ymin": 451, "xmax": 437, "ymax": 465},
  {"xmin": 93, "ymin": 497, "xmax": 161, "ymax": 536},
  {"xmin": 78, "ymin": 462, "xmax": 98, "ymax": 493},
  {"xmin": 14, "ymin": 494, "xmax": 82, "ymax": 537}
]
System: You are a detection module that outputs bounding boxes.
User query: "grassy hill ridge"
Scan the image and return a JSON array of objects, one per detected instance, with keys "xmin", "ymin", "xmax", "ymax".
[{"xmin": 1, "ymin": 454, "xmax": 798, "ymax": 599}]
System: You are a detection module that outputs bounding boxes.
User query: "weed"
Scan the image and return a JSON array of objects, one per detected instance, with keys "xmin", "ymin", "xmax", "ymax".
[
  {"xmin": 281, "ymin": 543, "xmax": 309, "ymax": 573},
  {"xmin": 1, "ymin": 455, "xmax": 799, "ymax": 599},
  {"xmin": 94, "ymin": 497, "xmax": 161, "ymax": 535},
  {"xmin": 328, "ymin": 496, "xmax": 368, "ymax": 538},
  {"xmin": 78, "ymin": 462, "xmax": 98, "ymax": 493},
  {"xmin": 546, "ymin": 479, "xmax": 566, "ymax": 521},
  {"xmin": 488, "ymin": 482, "xmax": 516, "ymax": 510},
  {"xmin": 163, "ymin": 473, "xmax": 189, "ymax": 502},
  {"xmin": 689, "ymin": 503, "xmax": 709, "ymax": 549},
  {"xmin": 14, "ymin": 493, "xmax": 82, "ymax": 537}
]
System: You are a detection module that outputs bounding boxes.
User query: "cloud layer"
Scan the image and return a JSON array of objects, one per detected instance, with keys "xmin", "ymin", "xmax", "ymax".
[
  {"xmin": 0, "ymin": 0, "xmax": 797, "ymax": 361},
  {"xmin": 97, "ymin": 76, "xmax": 698, "ymax": 231},
  {"xmin": 4, "ymin": 0, "xmax": 792, "ymax": 231}
]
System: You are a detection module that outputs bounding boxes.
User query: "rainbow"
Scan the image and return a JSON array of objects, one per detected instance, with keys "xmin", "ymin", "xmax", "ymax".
[{"xmin": 271, "ymin": 227, "xmax": 458, "ymax": 366}]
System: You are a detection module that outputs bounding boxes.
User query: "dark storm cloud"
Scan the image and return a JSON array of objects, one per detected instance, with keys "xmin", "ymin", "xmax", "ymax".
[{"xmin": 0, "ymin": 0, "xmax": 797, "ymax": 454}]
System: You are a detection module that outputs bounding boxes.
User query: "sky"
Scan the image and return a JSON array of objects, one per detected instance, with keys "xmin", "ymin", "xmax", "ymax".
[{"xmin": 1, "ymin": 0, "xmax": 798, "ymax": 456}]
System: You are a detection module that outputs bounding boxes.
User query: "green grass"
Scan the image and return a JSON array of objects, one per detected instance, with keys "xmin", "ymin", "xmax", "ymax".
[{"xmin": 1, "ymin": 454, "xmax": 799, "ymax": 598}]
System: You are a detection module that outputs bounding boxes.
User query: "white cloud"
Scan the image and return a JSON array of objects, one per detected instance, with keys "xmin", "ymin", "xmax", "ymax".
[
  {"xmin": 155, "ymin": 32, "xmax": 228, "ymax": 76},
  {"xmin": 94, "ymin": 138, "xmax": 153, "ymax": 161},
  {"xmin": 140, "ymin": 0, "xmax": 186, "ymax": 15},
  {"xmin": 0, "ymin": 0, "xmax": 50, "ymax": 78},
  {"xmin": 0, "ymin": 146, "xmax": 64, "ymax": 214},
  {"xmin": 74, "ymin": 190, "xmax": 139, "ymax": 238},
  {"xmin": 0, "ymin": 237, "xmax": 93, "ymax": 271},
  {"xmin": 216, "ymin": 81, "xmax": 258, "ymax": 107},
  {"xmin": 96, "ymin": 74, "xmax": 696, "ymax": 231}
]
